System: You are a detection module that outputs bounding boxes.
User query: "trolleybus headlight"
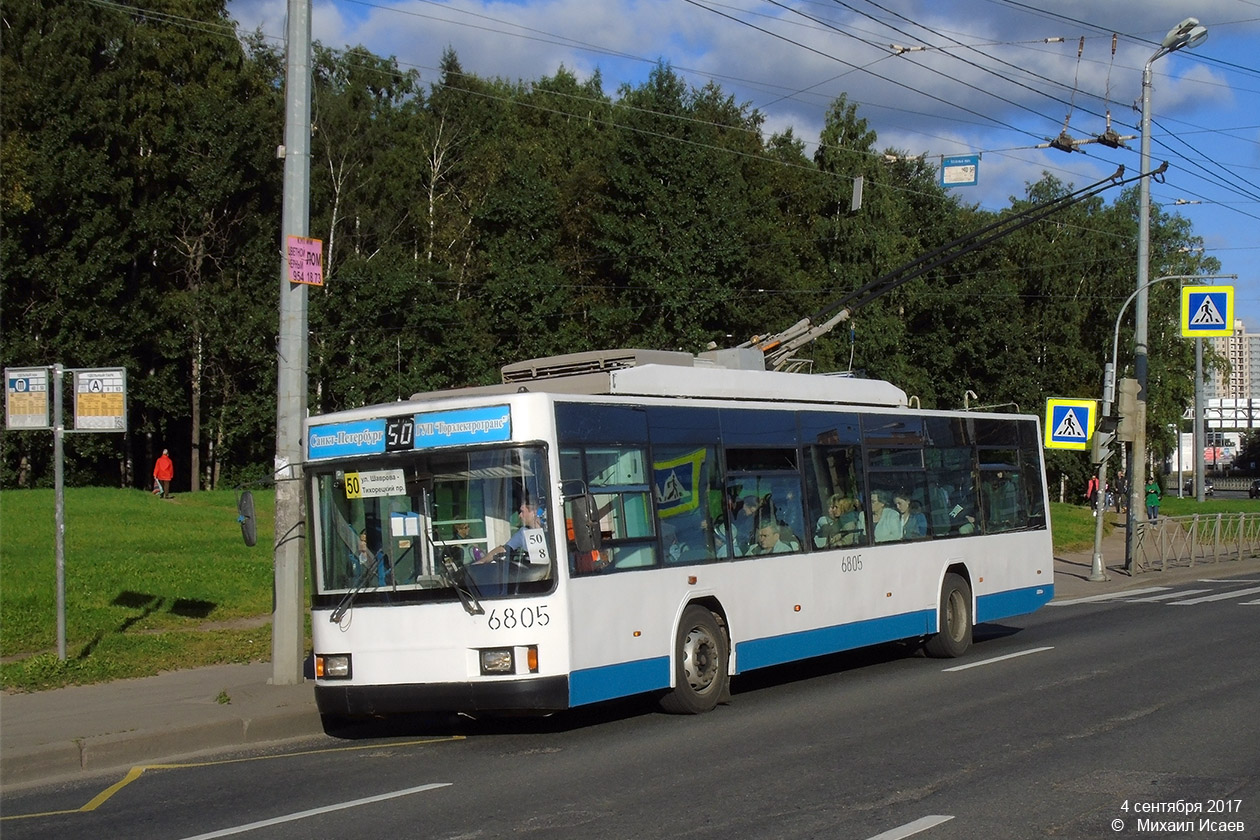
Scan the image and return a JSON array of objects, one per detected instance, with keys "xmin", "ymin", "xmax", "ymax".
[
  {"xmin": 479, "ymin": 648, "xmax": 514, "ymax": 674},
  {"xmin": 316, "ymin": 654, "xmax": 352, "ymax": 679}
]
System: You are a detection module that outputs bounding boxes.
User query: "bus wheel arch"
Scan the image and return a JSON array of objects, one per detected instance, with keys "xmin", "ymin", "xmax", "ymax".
[
  {"xmin": 924, "ymin": 568, "xmax": 973, "ymax": 658},
  {"xmin": 659, "ymin": 600, "xmax": 731, "ymax": 714}
]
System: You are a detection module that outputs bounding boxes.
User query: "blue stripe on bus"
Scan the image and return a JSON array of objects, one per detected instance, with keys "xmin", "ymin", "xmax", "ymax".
[
  {"xmin": 736, "ymin": 610, "xmax": 935, "ymax": 672},
  {"xmin": 569, "ymin": 656, "xmax": 671, "ymax": 706},
  {"xmin": 976, "ymin": 583, "xmax": 1054, "ymax": 623},
  {"xmin": 568, "ymin": 585, "xmax": 1053, "ymax": 707}
]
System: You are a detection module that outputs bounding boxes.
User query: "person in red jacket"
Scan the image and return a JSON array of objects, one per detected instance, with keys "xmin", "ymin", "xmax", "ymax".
[{"xmin": 154, "ymin": 449, "xmax": 174, "ymax": 499}]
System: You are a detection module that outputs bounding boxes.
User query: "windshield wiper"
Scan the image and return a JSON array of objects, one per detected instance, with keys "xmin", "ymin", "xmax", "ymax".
[
  {"xmin": 431, "ymin": 536, "xmax": 484, "ymax": 616},
  {"xmin": 330, "ymin": 553, "xmax": 386, "ymax": 623},
  {"xmin": 421, "ymin": 488, "xmax": 483, "ymax": 615}
]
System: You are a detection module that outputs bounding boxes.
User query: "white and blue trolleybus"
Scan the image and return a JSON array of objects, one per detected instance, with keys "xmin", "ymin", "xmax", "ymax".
[{"xmin": 307, "ymin": 348, "xmax": 1053, "ymax": 720}]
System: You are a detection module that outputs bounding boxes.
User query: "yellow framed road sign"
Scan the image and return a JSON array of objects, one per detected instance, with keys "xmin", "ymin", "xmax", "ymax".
[
  {"xmin": 1181, "ymin": 286, "xmax": 1234, "ymax": 337},
  {"xmin": 1044, "ymin": 398, "xmax": 1096, "ymax": 450}
]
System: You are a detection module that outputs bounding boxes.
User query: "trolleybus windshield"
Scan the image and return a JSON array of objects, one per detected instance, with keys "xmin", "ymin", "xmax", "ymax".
[{"xmin": 310, "ymin": 445, "xmax": 555, "ymax": 604}]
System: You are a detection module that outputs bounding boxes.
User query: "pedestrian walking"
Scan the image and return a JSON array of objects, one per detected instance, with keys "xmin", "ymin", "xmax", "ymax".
[
  {"xmin": 153, "ymin": 448, "xmax": 174, "ymax": 499},
  {"xmin": 1144, "ymin": 477, "xmax": 1161, "ymax": 522}
]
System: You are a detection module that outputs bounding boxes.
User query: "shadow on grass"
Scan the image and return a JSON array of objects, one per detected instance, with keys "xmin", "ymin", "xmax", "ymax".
[{"xmin": 73, "ymin": 592, "xmax": 224, "ymax": 659}]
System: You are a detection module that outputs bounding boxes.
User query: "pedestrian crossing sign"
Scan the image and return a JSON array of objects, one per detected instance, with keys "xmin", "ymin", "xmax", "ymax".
[
  {"xmin": 1181, "ymin": 285, "xmax": 1234, "ymax": 337},
  {"xmin": 1044, "ymin": 398, "xmax": 1097, "ymax": 450}
]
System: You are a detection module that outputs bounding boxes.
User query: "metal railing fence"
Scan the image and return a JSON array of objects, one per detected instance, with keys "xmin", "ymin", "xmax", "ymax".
[{"xmin": 1132, "ymin": 512, "xmax": 1260, "ymax": 573}]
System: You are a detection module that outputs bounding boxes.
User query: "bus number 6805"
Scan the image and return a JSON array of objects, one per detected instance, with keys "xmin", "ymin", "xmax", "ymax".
[{"xmin": 487, "ymin": 605, "xmax": 550, "ymax": 631}]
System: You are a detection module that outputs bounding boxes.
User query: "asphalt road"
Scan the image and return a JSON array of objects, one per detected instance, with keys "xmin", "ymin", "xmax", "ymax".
[{"xmin": 5, "ymin": 577, "xmax": 1259, "ymax": 840}]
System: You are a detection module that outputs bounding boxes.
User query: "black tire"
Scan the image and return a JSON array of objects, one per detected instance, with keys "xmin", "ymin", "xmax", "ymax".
[
  {"xmin": 924, "ymin": 572, "xmax": 973, "ymax": 658},
  {"xmin": 659, "ymin": 605, "xmax": 729, "ymax": 714}
]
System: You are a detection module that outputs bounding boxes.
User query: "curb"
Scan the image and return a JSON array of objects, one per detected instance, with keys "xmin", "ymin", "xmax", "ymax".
[{"xmin": 1, "ymin": 706, "xmax": 325, "ymax": 790}]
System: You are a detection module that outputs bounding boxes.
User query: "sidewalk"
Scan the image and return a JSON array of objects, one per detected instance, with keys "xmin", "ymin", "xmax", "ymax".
[
  {"xmin": 0, "ymin": 662, "xmax": 323, "ymax": 790},
  {"xmin": 4, "ymin": 520, "xmax": 1258, "ymax": 791}
]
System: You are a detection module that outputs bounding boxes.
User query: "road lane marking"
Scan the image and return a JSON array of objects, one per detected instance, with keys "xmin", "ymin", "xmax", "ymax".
[
  {"xmin": 1123, "ymin": 588, "xmax": 1212, "ymax": 602},
  {"xmin": 1051, "ymin": 587, "xmax": 1169, "ymax": 606},
  {"xmin": 942, "ymin": 646, "xmax": 1054, "ymax": 672},
  {"xmin": 1167, "ymin": 585, "xmax": 1260, "ymax": 605},
  {"xmin": 0, "ymin": 736, "xmax": 464, "ymax": 821},
  {"xmin": 177, "ymin": 783, "xmax": 451, "ymax": 839},
  {"xmin": 866, "ymin": 815, "xmax": 955, "ymax": 840}
]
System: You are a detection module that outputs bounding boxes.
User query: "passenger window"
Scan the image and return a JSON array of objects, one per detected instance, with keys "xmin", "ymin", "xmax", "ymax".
[
  {"xmin": 562, "ymin": 446, "xmax": 657, "ymax": 573},
  {"xmin": 804, "ymin": 444, "xmax": 867, "ymax": 549},
  {"xmin": 653, "ymin": 446, "xmax": 723, "ymax": 564},
  {"xmin": 924, "ymin": 447, "xmax": 979, "ymax": 538},
  {"xmin": 724, "ymin": 449, "xmax": 806, "ymax": 557}
]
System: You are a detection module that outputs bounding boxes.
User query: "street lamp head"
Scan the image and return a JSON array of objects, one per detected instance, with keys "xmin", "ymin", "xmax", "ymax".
[
  {"xmin": 1161, "ymin": 18, "xmax": 1208, "ymax": 51},
  {"xmin": 1183, "ymin": 25, "xmax": 1209, "ymax": 49}
]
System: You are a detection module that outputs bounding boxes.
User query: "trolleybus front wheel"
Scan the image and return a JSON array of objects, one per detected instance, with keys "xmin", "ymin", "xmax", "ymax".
[
  {"xmin": 659, "ymin": 605, "xmax": 729, "ymax": 714},
  {"xmin": 924, "ymin": 572, "xmax": 972, "ymax": 658}
]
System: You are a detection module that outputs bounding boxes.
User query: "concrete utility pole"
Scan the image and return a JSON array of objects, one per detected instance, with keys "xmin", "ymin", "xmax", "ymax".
[
  {"xmin": 273, "ymin": 0, "xmax": 312, "ymax": 685},
  {"xmin": 1128, "ymin": 17, "xmax": 1208, "ymax": 571}
]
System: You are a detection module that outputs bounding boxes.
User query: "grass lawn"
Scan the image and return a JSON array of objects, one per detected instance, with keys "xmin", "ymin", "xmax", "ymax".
[
  {"xmin": 0, "ymin": 488, "xmax": 1250, "ymax": 692},
  {"xmin": 1, "ymin": 487, "xmax": 287, "ymax": 691}
]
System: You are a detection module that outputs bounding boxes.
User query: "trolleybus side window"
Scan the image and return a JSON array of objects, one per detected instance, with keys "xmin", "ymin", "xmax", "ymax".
[
  {"xmin": 921, "ymin": 416, "xmax": 976, "ymax": 538},
  {"xmin": 864, "ymin": 415, "xmax": 932, "ymax": 544},
  {"xmin": 562, "ymin": 445, "xmax": 656, "ymax": 573},
  {"xmin": 652, "ymin": 445, "xmax": 723, "ymax": 564},
  {"xmin": 800, "ymin": 412, "xmax": 867, "ymax": 549},
  {"xmin": 724, "ymin": 448, "xmax": 806, "ymax": 556},
  {"xmin": 974, "ymin": 417, "xmax": 1045, "ymax": 532}
]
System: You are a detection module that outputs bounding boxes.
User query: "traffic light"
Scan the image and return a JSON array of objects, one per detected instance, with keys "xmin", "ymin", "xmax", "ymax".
[
  {"xmin": 1115, "ymin": 378, "xmax": 1143, "ymax": 442},
  {"xmin": 1091, "ymin": 430, "xmax": 1116, "ymax": 465}
]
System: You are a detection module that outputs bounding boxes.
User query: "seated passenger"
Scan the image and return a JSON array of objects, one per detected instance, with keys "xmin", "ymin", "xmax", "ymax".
[
  {"xmin": 749, "ymin": 523, "xmax": 793, "ymax": 555},
  {"xmin": 443, "ymin": 521, "xmax": 478, "ymax": 564},
  {"xmin": 895, "ymin": 492, "xmax": 928, "ymax": 540},
  {"xmin": 732, "ymin": 495, "xmax": 760, "ymax": 551},
  {"xmin": 871, "ymin": 490, "xmax": 901, "ymax": 543},
  {"xmin": 815, "ymin": 494, "xmax": 864, "ymax": 547}
]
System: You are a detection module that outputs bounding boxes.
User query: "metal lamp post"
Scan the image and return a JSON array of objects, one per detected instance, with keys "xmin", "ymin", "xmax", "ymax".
[{"xmin": 1128, "ymin": 17, "xmax": 1209, "ymax": 571}]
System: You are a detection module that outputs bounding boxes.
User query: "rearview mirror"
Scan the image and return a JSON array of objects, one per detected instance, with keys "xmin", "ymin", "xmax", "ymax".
[
  {"xmin": 238, "ymin": 490, "xmax": 257, "ymax": 547},
  {"xmin": 567, "ymin": 491, "xmax": 602, "ymax": 554}
]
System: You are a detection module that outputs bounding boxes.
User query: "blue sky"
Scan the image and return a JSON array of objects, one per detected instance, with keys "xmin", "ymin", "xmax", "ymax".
[{"xmin": 228, "ymin": 0, "xmax": 1260, "ymax": 330}]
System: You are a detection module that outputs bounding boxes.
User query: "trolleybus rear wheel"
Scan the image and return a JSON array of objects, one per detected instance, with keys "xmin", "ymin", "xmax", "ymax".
[
  {"xmin": 659, "ymin": 605, "xmax": 729, "ymax": 714},
  {"xmin": 924, "ymin": 572, "xmax": 973, "ymax": 658}
]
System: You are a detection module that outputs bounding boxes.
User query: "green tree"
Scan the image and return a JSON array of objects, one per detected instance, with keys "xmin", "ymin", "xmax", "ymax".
[{"xmin": 1, "ymin": 0, "xmax": 281, "ymax": 489}]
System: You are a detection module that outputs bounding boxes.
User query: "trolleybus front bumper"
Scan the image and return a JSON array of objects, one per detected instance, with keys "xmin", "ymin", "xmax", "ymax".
[{"xmin": 315, "ymin": 676, "xmax": 570, "ymax": 717}]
